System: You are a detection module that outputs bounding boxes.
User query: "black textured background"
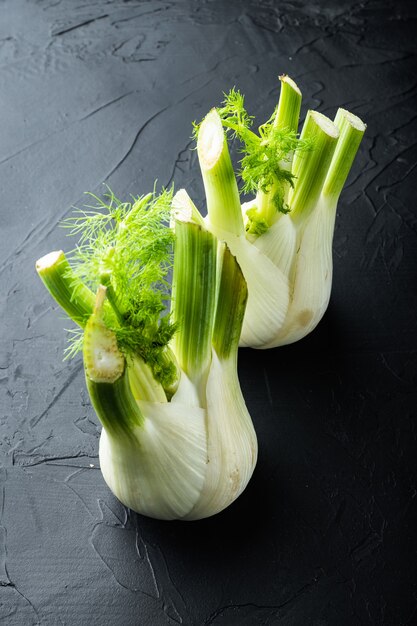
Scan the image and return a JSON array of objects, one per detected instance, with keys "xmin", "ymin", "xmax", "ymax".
[{"xmin": 1, "ymin": 1, "xmax": 416, "ymax": 624}]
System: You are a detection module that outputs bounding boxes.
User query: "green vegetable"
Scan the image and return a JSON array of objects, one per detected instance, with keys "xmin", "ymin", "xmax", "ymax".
[
  {"xmin": 36, "ymin": 189, "xmax": 257, "ymax": 520},
  {"xmin": 187, "ymin": 74, "xmax": 366, "ymax": 348}
]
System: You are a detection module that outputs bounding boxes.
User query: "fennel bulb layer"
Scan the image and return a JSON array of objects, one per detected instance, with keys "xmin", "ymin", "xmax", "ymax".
[{"xmin": 99, "ymin": 348, "xmax": 257, "ymax": 521}]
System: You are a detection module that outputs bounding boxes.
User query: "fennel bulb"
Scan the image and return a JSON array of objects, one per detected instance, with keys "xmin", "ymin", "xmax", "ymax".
[
  {"xmin": 36, "ymin": 189, "xmax": 257, "ymax": 520},
  {"xmin": 186, "ymin": 75, "xmax": 366, "ymax": 348}
]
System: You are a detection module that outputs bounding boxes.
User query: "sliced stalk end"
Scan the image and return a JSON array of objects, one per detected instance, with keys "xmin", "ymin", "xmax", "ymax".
[
  {"xmin": 322, "ymin": 108, "xmax": 366, "ymax": 201},
  {"xmin": 275, "ymin": 74, "xmax": 302, "ymax": 133},
  {"xmin": 36, "ymin": 249, "xmax": 95, "ymax": 327},
  {"xmin": 197, "ymin": 108, "xmax": 225, "ymax": 170},
  {"xmin": 36, "ymin": 250, "xmax": 64, "ymax": 272},
  {"xmin": 197, "ymin": 108, "xmax": 244, "ymax": 236},
  {"xmin": 289, "ymin": 110, "xmax": 339, "ymax": 221},
  {"xmin": 84, "ymin": 287, "xmax": 124, "ymax": 384},
  {"xmin": 84, "ymin": 287, "xmax": 144, "ymax": 436},
  {"xmin": 171, "ymin": 189, "xmax": 206, "ymax": 228}
]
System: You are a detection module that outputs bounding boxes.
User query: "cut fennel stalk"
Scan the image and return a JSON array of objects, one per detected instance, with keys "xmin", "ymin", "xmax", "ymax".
[
  {"xmin": 186, "ymin": 74, "xmax": 366, "ymax": 348},
  {"xmin": 36, "ymin": 189, "xmax": 257, "ymax": 520}
]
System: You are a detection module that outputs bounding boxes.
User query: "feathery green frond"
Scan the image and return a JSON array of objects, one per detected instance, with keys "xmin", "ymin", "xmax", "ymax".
[
  {"xmin": 62, "ymin": 187, "xmax": 177, "ymax": 388},
  {"xmin": 216, "ymin": 89, "xmax": 310, "ymax": 214},
  {"xmin": 64, "ymin": 327, "xmax": 84, "ymax": 360},
  {"xmin": 218, "ymin": 88, "xmax": 255, "ymax": 136}
]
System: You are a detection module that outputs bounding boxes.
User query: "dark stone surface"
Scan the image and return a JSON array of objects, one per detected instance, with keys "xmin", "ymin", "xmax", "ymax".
[{"xmin": 1, "ymin": 0, "xmax": 416, "ymax": 624}]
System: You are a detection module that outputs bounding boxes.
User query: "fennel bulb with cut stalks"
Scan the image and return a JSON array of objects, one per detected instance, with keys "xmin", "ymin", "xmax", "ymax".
[
  {"xmin": 36, "ymin": 189, "xmax": 257, "ymax": 520},
  {"xmin": 180, "ymin": 75, "xmax": 366, "ymax": 349}
]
